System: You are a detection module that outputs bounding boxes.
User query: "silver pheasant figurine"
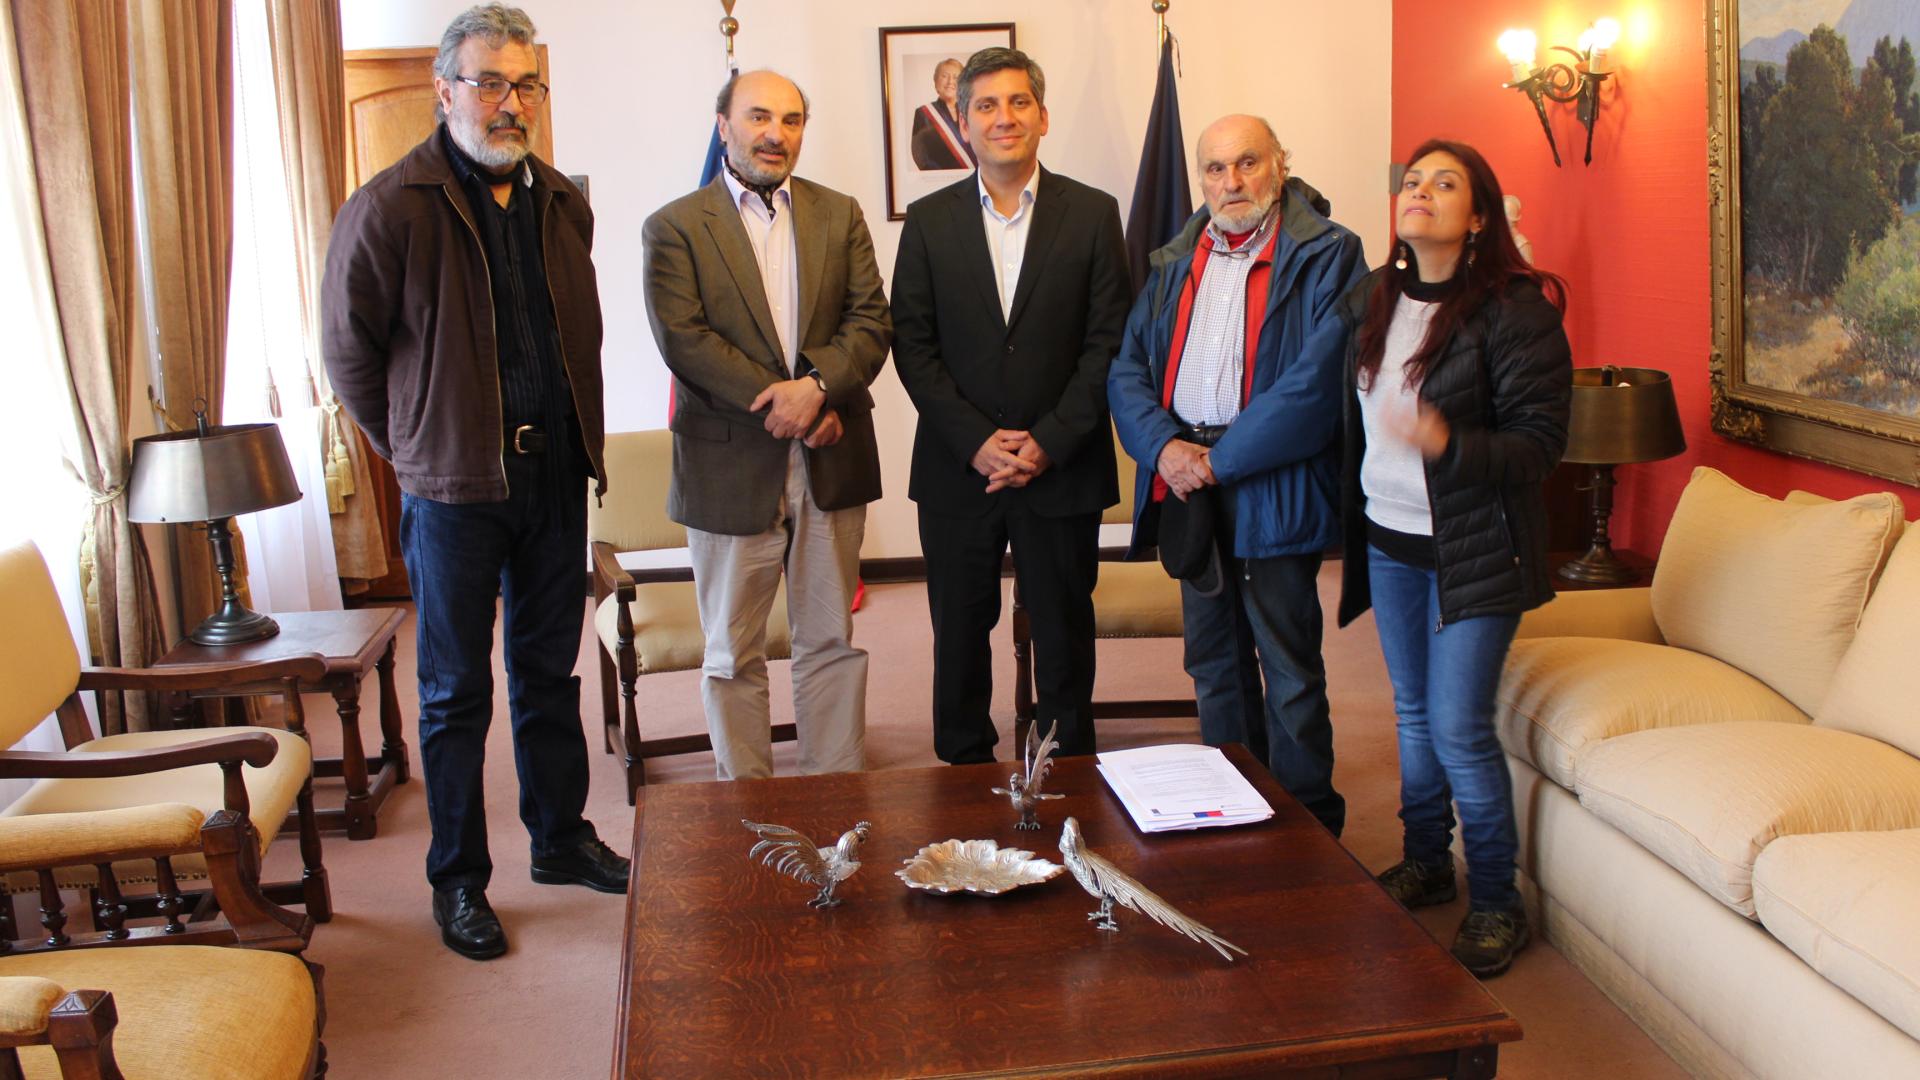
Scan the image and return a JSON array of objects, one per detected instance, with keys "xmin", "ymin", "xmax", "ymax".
[
  {"xmin": 1058, "ymin": 816, "xmax": 1248, "ymax": 961},
  {"xmin": 991, "ymin": 719, "xmax": 1066, "ymax": 829},
  {"xmin": 742, "ymin": 819, "xmax": 872, "ymax": 908}
]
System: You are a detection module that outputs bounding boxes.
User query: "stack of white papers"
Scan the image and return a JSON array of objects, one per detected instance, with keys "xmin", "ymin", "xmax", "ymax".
[{"xmin": 1095, "ymin": 744, "xmax": 1275, "ymax": 833}]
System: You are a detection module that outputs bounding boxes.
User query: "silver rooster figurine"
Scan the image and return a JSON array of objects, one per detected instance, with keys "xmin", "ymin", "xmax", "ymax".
[
  {"xmin": 991, "ymin": 719, "xmax": 1066, "ymax": 830},
  {"xmin": 1058, "ymin": 816, "xmax": 1247, "ymax": 961},
  {"xmin": 742, "ymin": 819, "xmax": 872, "ymax": 908}
]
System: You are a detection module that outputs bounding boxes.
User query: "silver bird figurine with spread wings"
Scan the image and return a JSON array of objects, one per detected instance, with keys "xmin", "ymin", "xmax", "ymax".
[
  {"xmin": 991, "ymin": 719, "xmax": 1066, "ymax": 829},
  {"xmin": 742, "ymin": 819, "xmax": 872, "ymax": 908},
  {"xmin": 1058, "ymin": 816, "xmax": 1248, "ymax": 961}
]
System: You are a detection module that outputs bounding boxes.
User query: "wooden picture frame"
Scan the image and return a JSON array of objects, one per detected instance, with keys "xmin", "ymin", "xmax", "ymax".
[
  {"xmin": 1706, "ymin": 0, "xmax": 1920, "ymax": 485},
  {"xmin": 877, "ymin": 23, "xmax": 1015, "ymax": 220}
]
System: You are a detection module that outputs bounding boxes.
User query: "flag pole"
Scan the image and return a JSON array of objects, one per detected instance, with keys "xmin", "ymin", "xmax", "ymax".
[
  {"xmin": 1154, "ymin": 0, "xmax": 1168, "ymax": 47},
  {"xmin": 720, "ymin": 0, "xmax": 738, "ymax": 64}
]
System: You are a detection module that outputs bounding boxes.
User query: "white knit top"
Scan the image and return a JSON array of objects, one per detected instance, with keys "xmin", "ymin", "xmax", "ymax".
[{"xmin": 1358, "ymin": 295, "xmax": 1438, "ymax": 536}]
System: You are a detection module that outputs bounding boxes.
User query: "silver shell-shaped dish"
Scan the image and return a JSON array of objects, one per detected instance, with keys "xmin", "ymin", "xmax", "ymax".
[{"xmin": 896, "ymin": 839, "xmax": 1065, "ymax": 895}]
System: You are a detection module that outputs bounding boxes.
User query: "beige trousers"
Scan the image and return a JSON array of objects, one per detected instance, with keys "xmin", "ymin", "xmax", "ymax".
[{"xmin": 686, "ymin": 446, "xmax": 867, "ymax": 780}]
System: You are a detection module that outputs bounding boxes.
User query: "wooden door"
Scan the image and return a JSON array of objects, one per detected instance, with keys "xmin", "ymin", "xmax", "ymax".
[
  {"xmin": 341, "ymin": 46, "xmax": 554, "ymax": 598},
  {"xmin": 344, "ymin": 46, "xmax": 554, "ymax": 192}
]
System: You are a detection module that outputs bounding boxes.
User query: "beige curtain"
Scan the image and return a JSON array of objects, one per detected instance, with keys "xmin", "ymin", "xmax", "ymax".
[
  {"xmin": 130, "ymin": 0, "xmax": 239, "ymax": 633},
  {"xmin": 11, "ymin": 0, "xmax": 163, "ymax": 733},
  {"xmin": 265, "ymin": 0, "xmax": 387, "ymax": 588}
]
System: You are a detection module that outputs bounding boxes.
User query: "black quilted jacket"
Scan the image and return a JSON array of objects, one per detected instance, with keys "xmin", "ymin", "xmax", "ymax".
[{"xmin": 1335, "ymin": 269, "xmax": 1572, "ymax": 628}]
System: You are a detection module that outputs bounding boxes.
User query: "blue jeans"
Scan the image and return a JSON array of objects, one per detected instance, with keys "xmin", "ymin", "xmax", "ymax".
[
  {"xmin": 401, "ymin": 454, "xmax": 594, "ymax": 891},
  {"xmin": 1367, "ymin": 545, "xmax": 1521, "ymax": 911},
  {"xmin": 1182, "ymin": 493, "xmax": 1343, "ymax": 834}
]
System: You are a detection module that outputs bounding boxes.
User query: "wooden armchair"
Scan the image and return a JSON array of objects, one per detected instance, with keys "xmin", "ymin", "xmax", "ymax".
[
  {"xmin": 588, "ymin": 430, "xmax": 795, "ymax": 801},
  {"xmin": 0, "ymin": 541, "xmax": 330, "ymax": 922},
  {"xmin": 0, "ymin": 808, "xmax": 325, "ymax": 1078},
  {"xmin": 1012, "ymin": 430, "xmax": 1194, "ymax": 747}
]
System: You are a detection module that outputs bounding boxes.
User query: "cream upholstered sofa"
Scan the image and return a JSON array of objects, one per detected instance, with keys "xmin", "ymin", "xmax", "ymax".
[{"xmin": 1494, "ymin": 467, "xmax": 1920, "ymax": 1079}]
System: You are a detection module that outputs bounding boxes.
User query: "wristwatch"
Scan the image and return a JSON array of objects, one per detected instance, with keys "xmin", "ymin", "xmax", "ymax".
[{"xmin": 806, "ymin": 369, "xmax": 828, "ymax": 394}]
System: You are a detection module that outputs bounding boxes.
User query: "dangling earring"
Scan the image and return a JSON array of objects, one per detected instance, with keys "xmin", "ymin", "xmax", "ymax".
[
  {"xmin": 1393, "ymin": 243, "xmax": 1408, "ymax": 271},
  {"xmin": 1466, "ymin": 230, "xmax": 1480, "ymax": 268}
]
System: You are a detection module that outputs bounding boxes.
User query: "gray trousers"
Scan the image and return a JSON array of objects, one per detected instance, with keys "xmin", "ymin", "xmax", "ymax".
[{"xmin": 687, "ymin": 445, "xmax": 867, "ymax": 779}]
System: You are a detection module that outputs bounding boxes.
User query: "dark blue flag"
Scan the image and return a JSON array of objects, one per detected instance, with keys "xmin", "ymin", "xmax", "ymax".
[
  {"xmin": 1124, "ymin": 36, "xmax": 1192, "ymax": 296},
  {"xmin": 700, "ymin": 63, "xmax": 737, "ymax": 186},
  {"xmin": 699, "ymin": 121, "xmax": 726, "ymax": 187}
]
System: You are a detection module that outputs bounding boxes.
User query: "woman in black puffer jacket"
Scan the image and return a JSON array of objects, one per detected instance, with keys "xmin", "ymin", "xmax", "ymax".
[{"xmin": 1335, "ymin": 138, "xmax": 1570, "ymax": 980}]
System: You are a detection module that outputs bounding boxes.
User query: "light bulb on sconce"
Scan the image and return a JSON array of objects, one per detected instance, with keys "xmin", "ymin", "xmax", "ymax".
[
  {"xmin": 1579, "ymin": 17, "xmax": 1620, "ymax": 74},
  {"xmin": 1497, "ymin": 17, "xmax": 1621, "ymax": 167},
  {"xmin": 1497, "ymin": 29, "xmax": 1537, "ymax": 82}
]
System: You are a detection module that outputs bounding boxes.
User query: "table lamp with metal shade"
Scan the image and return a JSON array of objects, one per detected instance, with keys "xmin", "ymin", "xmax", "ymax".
[
  {"xmin": 1558, "ymin": 365, "xmax": 1686, "ymax": 585},
  {"xmin": 128, "ymin": 410, "xmax": 301, "ymax": 644}
]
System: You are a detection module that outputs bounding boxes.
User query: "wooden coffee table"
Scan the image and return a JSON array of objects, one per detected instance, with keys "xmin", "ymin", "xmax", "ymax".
[
  {"xmin": 157, "ymin": 608, "xmax": 411, "ymax": 840},
  {"xmin": 613, "ymin": 745, "xmax": 1520, "ymax": 1078}
]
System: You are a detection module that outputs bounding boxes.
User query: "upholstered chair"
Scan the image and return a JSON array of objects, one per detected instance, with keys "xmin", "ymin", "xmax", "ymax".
[
  {"xmin": 588, "ymin": 429, "xmax": 794, "ymax": 801},
  {"xmin": 0, "ymin": 808, "xmax": 325, "ymax": 1078},
  {"xmin": 0, "ymin": 540, "xmax": 331, "ymax": 922}
]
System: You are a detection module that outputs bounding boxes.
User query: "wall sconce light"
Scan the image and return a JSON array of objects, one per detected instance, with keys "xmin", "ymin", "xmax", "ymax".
[{"xmin": 1498, "ymin": 18, "xmax": 1619, "ymax": 166}]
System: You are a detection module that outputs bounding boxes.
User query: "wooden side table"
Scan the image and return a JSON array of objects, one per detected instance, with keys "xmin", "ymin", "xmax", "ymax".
[
  {"xmin": 157, "ymin": 608, "xmax": 411, "ymax": 840},
  {"xmin": 1550, "ymin": 548, "xmax": 1654, "ymax": 591}
]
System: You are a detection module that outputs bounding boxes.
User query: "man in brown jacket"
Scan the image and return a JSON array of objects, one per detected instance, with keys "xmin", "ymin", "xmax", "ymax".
[
  {"xmin": 321, "ymin": 3, "xmax": 627, "ymax": 962},
  {"xmin": 644, "ymin": 69, "xmax": 891, "ymax": 780}
]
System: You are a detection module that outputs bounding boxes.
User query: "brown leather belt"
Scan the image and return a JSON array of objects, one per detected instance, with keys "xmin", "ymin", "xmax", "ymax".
[{"xmin": 508, "ymin": 424, "xmax": 549, "ymax": 454}]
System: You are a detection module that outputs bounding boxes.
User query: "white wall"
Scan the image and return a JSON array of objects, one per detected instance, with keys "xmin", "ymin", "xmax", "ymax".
[{"xmin": 341, "ymin": 0, "xmax": 1392, "ymax": 558}]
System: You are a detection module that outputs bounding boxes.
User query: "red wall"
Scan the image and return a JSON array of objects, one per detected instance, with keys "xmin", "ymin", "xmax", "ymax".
[{"xmin": 1391, "ymin": 0, "xmax": 1920, "ymax": 554}]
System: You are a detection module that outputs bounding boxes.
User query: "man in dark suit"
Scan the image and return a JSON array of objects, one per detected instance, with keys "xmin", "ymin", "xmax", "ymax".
[
  {"xmin": 643, "ymin": 69, "xmax": 892, "ymax": 780},
  {"xmin": 892, "ymin": 47, "xmax": 1131, "ymax": 764}
]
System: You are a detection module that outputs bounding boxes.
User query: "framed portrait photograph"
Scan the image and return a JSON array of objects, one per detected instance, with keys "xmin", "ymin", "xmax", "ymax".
[
  {"xmin": 1708, "ymin": 0, "xmax": 1920, "ymax": 484},
  {"xmin": 877, "ymin": 23, "xmax": 1015, "ymax": 220}
]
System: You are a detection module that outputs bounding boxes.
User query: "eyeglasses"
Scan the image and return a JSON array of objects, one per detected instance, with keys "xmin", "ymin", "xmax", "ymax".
[{"xmin": 452, "ymin": 74, "xmax": 550, "ymax": 106}]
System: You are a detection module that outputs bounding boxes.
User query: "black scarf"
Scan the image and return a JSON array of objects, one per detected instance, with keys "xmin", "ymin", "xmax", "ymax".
[{"xmin": 723, "ymin": 158, "xmax": 781, "ymax": 213}]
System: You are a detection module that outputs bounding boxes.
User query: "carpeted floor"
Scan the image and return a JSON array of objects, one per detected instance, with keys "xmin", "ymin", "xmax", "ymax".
[{"xmin": 262, "ymin": 566, "xmax": 1686, "ymax": 1078}]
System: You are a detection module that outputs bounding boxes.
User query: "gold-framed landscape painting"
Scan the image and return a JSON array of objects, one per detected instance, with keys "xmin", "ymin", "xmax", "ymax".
[{"xmin": 1708, "ymin": 0, "xmax": 1920, "ymax": 484}]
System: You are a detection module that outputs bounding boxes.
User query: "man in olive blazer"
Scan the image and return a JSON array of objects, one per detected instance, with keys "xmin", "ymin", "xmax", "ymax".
[{"xmin": 643, "ymin": 70, "xmax": 891, "ymax": 779}]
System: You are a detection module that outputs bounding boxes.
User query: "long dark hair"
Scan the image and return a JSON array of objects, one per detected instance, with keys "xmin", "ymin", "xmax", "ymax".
[{"xmin": 1354, "ymin": 139, "xmax": 1566, "ymax": 391}]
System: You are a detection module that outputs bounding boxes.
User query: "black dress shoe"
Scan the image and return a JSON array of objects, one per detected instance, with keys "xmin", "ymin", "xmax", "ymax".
[
  {"xmin": 432, "ymin": 886, "xmax": 507, "ymax": 960},
  {"xmin": 530, "ymin": 835, "xmax": 631, "ymax": 894}
]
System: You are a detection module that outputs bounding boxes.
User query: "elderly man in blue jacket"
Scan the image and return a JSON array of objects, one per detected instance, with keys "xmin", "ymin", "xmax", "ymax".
[{"xmin": 1108, "ymin": 115, "xmax": 1365, "ymax": 835}]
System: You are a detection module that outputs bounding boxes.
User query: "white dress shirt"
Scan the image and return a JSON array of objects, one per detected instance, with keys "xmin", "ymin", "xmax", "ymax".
[
  {"xmin": 722, "ymin": 168, "xmax": 800, "ymax": 374},
  {"xmin": 977, "ymin": 166, "xmax": 1041, "ymax": 322}
]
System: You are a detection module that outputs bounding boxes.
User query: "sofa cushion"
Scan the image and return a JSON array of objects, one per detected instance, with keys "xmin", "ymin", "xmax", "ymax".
[
  {"xmin": 1754, "ymin": 830, "xmax": 1920, "ymax": 1043},
  {"xmin": 1650, "ymin": 467, "xmax": 1903, "ymax": 715},
  {"xmin": 1496, "ymin": 637, "xmax": 1808, "ymax": 790},
  {"xmin": 1816, "ymin": 527, "xmax": 1920, "ymax": 759},
  {"xmin": 1577, "ymin": 722, "xmax": 1920, "ymax": 916}
]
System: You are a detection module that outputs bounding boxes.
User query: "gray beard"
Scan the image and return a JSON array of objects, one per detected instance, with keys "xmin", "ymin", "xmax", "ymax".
[
  {"xmin": 728, "ymin": 143, "xmax": 793, "ymax": 187},
  {"xmin": 1210, "ymin": 199, "xmax": 1276, "ymax": 236},
  {"xmin": 451, "ymin": 117, "xmax": 533, "ymax": 172}
]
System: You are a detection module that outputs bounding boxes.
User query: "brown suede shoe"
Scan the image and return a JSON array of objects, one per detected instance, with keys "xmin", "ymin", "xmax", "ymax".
[
  {"xmin": 1375, "ymin": 858, "xmax": 1458, "ymax": 909},
  {"xmin": 1451, "ymin": 906, "xmax": 1530, "ymax": 979}
]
